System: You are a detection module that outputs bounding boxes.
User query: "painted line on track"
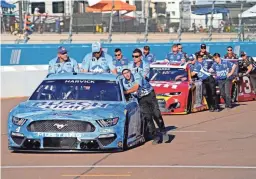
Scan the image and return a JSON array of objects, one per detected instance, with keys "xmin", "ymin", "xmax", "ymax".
[{"xmin": 2, "ymin": 165, "xmax": 256, "ymax": 169}]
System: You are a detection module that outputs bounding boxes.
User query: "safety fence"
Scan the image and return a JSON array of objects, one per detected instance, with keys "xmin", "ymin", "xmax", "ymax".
[{"xmin": 2, "ymin": 13, "xmax": 256, "ymax": 40}]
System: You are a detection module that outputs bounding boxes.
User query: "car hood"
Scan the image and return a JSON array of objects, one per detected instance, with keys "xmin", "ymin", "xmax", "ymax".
[
  {"xmin": 11, "ymin": 100, "xmax": 126, "ymax": 120},
  {"xmin": 150, "ymin": 81, "xmax": 189, "ymax": 94}
]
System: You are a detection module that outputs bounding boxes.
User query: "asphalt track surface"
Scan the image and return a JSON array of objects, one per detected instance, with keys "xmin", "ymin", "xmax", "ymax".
[{"xmin": 1, "ymin": 97, "xmax": 256, "ymax": 179}]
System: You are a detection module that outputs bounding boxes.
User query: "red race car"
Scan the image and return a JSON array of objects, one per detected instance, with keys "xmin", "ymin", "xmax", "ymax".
[{"xmin": 149, "ymin": 62, "xmax": 208, "ymax": 115}]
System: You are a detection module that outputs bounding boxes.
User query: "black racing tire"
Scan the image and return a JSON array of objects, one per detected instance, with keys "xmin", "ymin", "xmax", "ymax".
[{"xmin": 122, "ymin": 114, "xmax": 129, "ymax": 151}]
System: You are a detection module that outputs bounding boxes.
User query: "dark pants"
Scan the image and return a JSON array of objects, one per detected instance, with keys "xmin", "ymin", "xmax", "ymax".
[
  {"xmin": 218, "ymin": 79, "xmax": 232, "ymax": 107},
  {"xmin": 138, "ymin": 90, "xmax": 166, "ymax": 137},
  {"xmin": 249, "ymin": 73, "xmax": 256, "ymax": 92},
  {"xmin": 202, "ymin": 76, "xmax": 218, "ymax": 110}
]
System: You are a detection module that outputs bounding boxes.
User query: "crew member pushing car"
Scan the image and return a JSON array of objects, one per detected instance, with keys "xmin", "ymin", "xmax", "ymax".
[
  {"xmin": 195, "ymin": 44, "xmax": 212, "ymax": 60},
  {"xmin": 48, "ymin": 46, "xmax": 79, "ymax": 74},
  {"xmin": 113, "ymin": 48, "xmax": 129, "ymax": 75},
  {"xmin": 81, "ymin": 42, "xmax": 117, "ymax": 74},
  {"xmin": 209, "ymin": 53, "xmax": 237, "ymax": 109},
  {"xmin": 164, "ymin": 44, "xmax": 185, "ymax": 63},
  {"xmin": 191, "ymin": 54, "xmax": 219, "ymax": 112},
  {"xmin": 239, "ymin": 51, "xmax": 256, "ymax": 93},
  {"xmin": 224, "ymin": 46, "xmax": 238, "ymax": 59},
  {"xmin": 128, "ymin": 48, "xmax": 150, "ymax": 80},
  {"xmin": 121, "ymin": 69, "xmax": 169, "ymax": 145},
  {"xmin": 143, "ymin": 46, "xmax": 156, "ymax": 64}
]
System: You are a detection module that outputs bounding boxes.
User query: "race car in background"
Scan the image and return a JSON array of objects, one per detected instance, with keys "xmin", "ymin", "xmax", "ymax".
[
  {"xmin": 8, "ymin": 73, "xmax": 145, "ymax": 152},
  {"xmin": 204, "ymin": 59, "xmax": 256, "ymax": 103},
  {"xmin": 149, "ymin": 62, "xmax": 208, "ymax": 115}
]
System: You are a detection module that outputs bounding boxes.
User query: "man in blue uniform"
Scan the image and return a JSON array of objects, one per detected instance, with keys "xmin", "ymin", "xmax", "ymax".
[
  {"xmin": 209, "ymin": 53, "xmax": 237, "ymax": 109},
  {"xmin": 224, "ymin": 46, "xmax": 238, "ymax": 59},
  {"xmin": 128, "ymin": 48, "xmax": 150, "ymax": 79},
  {"xmin": 177, "ymin": 43, "xmax": 188, "ymax": 60},
  {"xmin": 48, "ymin": 46, "xmax": 79, "ymax": 74},
  {"xmin": 80, "ymin": 42, "xmax": 117, "ymax": 74},
  {"xmin": 121, "ymin": 68, "xmax": 169, "ymax": 145},
  {"xmin": 113, "ymin": 48, "xmax": 129, "ymax": 75},
  {"xmin": 164, "ymin": 44, "xmax": 185, "ymax": 63},
  {"xmin": 191, "ymin": 54, "xmax": 219, "ymax": 112},
  {"xmin": 143, "ymin": 46, "xmax": 156, "ymax": 63}
]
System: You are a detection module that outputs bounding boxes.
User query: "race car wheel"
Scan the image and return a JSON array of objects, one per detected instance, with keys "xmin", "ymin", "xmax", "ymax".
[{"xmin": 123, "ymin": 115, "xmax": 129, "ymax": 151}]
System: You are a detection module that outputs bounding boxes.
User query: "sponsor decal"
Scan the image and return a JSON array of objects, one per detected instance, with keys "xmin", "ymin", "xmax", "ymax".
[
  {"xmin": 36, "ymin": 132, "xmax": 82, "ymax": 138},
  {"xmin": 32, "ymin": 101, "xmax": 109, "ymax": 111},
  {"xmin": 65, "ymin": 80, "xmax": 95, "ymax": 84}
]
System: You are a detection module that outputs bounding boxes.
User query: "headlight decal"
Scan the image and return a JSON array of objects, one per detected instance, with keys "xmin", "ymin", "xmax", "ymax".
[
  {"xmin": 96, "ymin": 117, "xmax": 119, "ymax": 127},
  {"xmin": 12, "ymin": 116, "xmax": 27, "ymax": 126}
]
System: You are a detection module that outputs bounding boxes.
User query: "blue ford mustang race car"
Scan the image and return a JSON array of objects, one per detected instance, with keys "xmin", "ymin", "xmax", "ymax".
[{"xmin": 8, "ymin": 73, "xmax": 145, "ymax": 152}]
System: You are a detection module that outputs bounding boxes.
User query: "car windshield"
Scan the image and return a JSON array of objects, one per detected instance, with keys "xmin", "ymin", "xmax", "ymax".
[
  {"xmin": 29, "ymin": 79, "xmax": 122, "ymax": 101},
  {"xmin": 149, "ymin": 67, "xmax": 188, "ymax": 81}
]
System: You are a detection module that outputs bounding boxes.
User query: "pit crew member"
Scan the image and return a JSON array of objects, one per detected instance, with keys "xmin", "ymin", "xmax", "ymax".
[
  {"xmin": 177, "ymin": 43, "xmax": 188, "ymax": 60},
  {"xmin": 113, "ymin": 48, "xmax": 129, "ymax": 75},
  {"xmin": 195, "ymin": 44, "xmax": 213, "ymax": 60},
  {"xmin": 209, "ymin": 53, "xmax": 237, "ymax": 109},
  {"xmin": 239, "ymin": 51, "xmax": 256, "ymax": 93},
  {"xmin": 80, "ymin": 42, "xmax": 117, "ymax": 74},
  {"xmin": 128, "ymin": 48, "xmax": 150, "ymax": 80},
  {"xmin": 224, "ymin": 46, "xmax": 238, "ymax": 59},
  {"xmin": 48, "ymin": 46, "xmax": 79, "ymax": 74},
  {"xmin": 191, "ymin": 54, "xmax": 219, "ymax": 112},
  {"xmin": 121, "ymin": 69, "xmax": 169, "ymax": 144},
  {"xmin": 164, "ymin": 44, "xmax": 185, "ymax": 63},
  {"xmin": 143, "ymin": 46, "xmax": 156, "ymax": 63}
]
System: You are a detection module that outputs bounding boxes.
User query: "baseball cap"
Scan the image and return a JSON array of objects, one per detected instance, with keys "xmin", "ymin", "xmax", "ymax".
[
  {"xmin": 188, "ymin": 54, "xmax": 196, "ymax": 61},
  {"xmin": 92, "ymin": 42, "xmax": 101, "ymax": 53},
  {"xmin": 143, "ymin": 46, "xmax": 150, "ymax": 51},
  {"xmin": 201, "ymin": 44, "xmax": 206, "ymax": 49},
  {"xmin": 58, "ymin": 46, "xmax": 67, "ymax": 54},
  {"xmin": 240, "ymin": 51, "xmax": 247, "ymax": 57}
]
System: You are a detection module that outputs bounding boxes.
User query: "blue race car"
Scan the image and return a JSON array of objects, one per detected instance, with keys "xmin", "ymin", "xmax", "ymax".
[{"xmin": 8, "ymin": 73, "xmax": 145, "ymax": 152}]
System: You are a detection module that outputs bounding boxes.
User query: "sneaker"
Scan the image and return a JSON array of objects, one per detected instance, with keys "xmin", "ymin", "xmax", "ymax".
[
  {"xmin": 152, "ymin": 136, "xmax": 161, "ymax": 145},
  {"xmin": 214, "ymin": 108, "xmax": 220, "ymax": 112},
  {"xmin": 162, "ymin": 133, "xmax": 169, "ymax": 143},
  {"xmin": 209, "ymin": 107, "xmax": 214, "ymax": 112}
]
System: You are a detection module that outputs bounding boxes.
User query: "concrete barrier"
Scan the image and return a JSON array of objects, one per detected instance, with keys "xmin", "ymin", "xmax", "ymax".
[{"xmin": 1, "ymin": 65, "xmax": 48, "ymax": 98}]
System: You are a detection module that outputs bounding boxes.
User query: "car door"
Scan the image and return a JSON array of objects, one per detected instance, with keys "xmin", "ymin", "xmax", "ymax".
[{"xmin": 125, "ymin": 96, "xmax": 142, "ymax": 143}]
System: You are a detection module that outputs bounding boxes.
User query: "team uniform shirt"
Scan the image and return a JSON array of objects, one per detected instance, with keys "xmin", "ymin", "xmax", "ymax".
[
  {"xmin": 128, "ymin": 60, "xmax": 150, "ymax": 78},
  {"xmin": 143, "ymin": 53, "xmax": 156, "ymax": 63},
  {"xmin": 81, "ymin": 52, "xmax": 115, "ymax": 73},
  {"xmin": 210, "ymin": 59, "xmax": 234, "ymax": 80},
  {"xmin": 122, "ymin": 73, "xmax": 153, "ymax": 99},
  {"xmin": 193, "ymin": 61, "xmax": 211, "ymax": 80},
  {"xmin": 48, "ymin": 57, "xmax": 79, "ymax": 74},
  {"xmin": 165, "ymin": 52, "xmax": 184, "ymax": 62},
  {"xmin": 224, "ymin": 53, "xmax": 238, "ymax": 59},
  {"xmin": 113, "ymin": 56, "xmax": 129, "ymax": 75}
]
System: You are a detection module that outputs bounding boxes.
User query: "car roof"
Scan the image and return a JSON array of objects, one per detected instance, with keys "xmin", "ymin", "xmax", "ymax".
[{"xmin": 45, "ymin": 72, "xmax": 119, "ymax": 81}]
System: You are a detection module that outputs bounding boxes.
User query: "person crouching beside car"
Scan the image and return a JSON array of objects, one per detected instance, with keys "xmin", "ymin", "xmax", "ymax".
[{"xmin": 121, "ymin": 68, "xmax": 169, "ymax": 145}]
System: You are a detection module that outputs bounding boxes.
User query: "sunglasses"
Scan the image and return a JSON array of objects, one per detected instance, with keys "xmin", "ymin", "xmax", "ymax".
[
  {"xmin": 132, "ymin": 55, "xmax": 140, "ymax": 58},
  {"xmin": 178, "ymin": 48, "xmax": 182, "ymax": 49},
  {"xmin": 201, "ymin": 47, "xmax": 206, "ymax": 49},
  {"xmin": 115, "ymin": 53, "xmax": 121, "ymax": 56},
  {"xmin": 227, "ymin": 49, "xmax": 232, "ymax": 51}
]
